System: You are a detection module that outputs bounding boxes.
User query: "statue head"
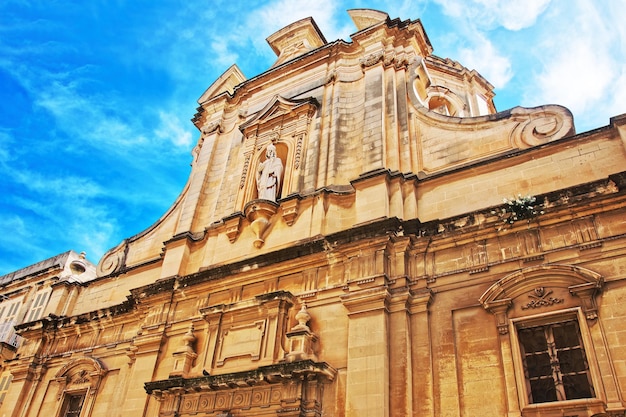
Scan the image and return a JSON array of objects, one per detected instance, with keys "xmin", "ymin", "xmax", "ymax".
[{"xmin": 265, "ymin": 143, "xmax": 277, "ymax": 159}]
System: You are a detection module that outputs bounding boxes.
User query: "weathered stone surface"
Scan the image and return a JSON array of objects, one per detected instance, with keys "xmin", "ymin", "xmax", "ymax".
[{"xmin": 2, "ymin": 8, "xmax": 626, "ymax": 417}]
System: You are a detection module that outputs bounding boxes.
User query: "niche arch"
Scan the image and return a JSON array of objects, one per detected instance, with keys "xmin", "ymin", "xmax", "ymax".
[{"xmin": 424, "ymin": 86, "xmax": 467, "ymax": 117}]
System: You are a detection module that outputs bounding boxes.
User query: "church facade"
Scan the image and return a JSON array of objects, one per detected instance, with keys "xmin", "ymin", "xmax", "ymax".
[{"xmin": 2, "ymin": 9, "xmax": 626, "ymax": 417}]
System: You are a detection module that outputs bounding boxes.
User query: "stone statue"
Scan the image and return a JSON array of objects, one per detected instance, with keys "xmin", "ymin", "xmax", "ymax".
[{"xmin": 256, "ymin": 143, "xmax": 283, "ymax": 201}]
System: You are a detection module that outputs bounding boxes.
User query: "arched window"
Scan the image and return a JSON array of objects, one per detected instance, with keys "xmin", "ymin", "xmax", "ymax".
[
  {"xmin": 479, "ymin": 265, "xmax": 614, "ymax": 416},
  {"xmin": 53, "ymin": 357, "xmax": 107, "ymax": 417}
]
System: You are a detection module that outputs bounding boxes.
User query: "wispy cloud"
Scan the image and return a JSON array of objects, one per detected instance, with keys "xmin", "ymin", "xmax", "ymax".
[
  {"xmin": 1, "ymin": 0, "xmax": 625, "ymax": 275},
  {"xmin": 458, "ymin": 36, "xmax": 512, "ymax": 88},
  {"xmin": 435, "ymin": 0, "xmax": 551, "ymax": 30},
  {"xmin": 521, "ymin": 0, "xmax": 626, "ymax": 129},
  {"xmin": 155, "ymin": 111, "xmax": 193, "ymax": 148}
]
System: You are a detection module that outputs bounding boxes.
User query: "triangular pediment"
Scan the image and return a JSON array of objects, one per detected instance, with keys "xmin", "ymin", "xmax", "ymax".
[
  {"xmin": 239, "ymin": 95, "xmax": 319, "ymax": 133},
  {"xmin": 197, "ymin": 64, "xmax": 246, "ymax": 104}
]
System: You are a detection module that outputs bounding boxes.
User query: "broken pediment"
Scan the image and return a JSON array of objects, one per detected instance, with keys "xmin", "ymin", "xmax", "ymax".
[{"xmin": 266, "ymin": 17, "xmax": 327, "ymax": 68}]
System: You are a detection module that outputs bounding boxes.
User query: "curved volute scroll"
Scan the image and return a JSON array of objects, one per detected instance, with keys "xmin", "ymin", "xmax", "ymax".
[
  {"xmin": 404, "ymin": 57, "xmax": 575, "ymax": 178},
  {"xmin": 479, "ymin": 264, "xmax": 603, "ymax": 334},
  {"xmin": 96, "ymin": 240, "xmax": 127, "ymax": 277}
]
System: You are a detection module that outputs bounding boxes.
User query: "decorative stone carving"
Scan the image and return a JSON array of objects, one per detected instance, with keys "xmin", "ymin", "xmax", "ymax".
[
  {"xmin": 200, "ymin": 291, "xmax": 294, "ymax": 373},
  {"xmin": 569, "ymin": 282, "xmax": 602, "ymax": 320},
  {"xmin": 54, "ymin": 356, "xmax": 107, "ymax": 400},
  {"xmin": 201, "ymin": 121, "xmax": 223, "ymax": 135},
  {"xmin": 281, "ymin": 197, "xmax": 300, "ymax": 226},
  {"xmin": 244, "ymin": 200, "xmax": 279, "ymax": 248},
  {"xmin": 170, "ymin": 324, "xmax": 197, "ymax": 378},
  {"xmin": 96, "ymin": 240, "xmax": 127, "ymax": 277},
  {"xmin": 520, "ymin": 287, "xmax": 564, "ymax": 310},
  {"xmin": 479, "ymin": 265, "xmax": 604, "ymax": 334},
  {"xmin": 285, "ymin": 303, "xmax": 318, "ymax": 362},
  {"xmin": 223, "ymin": 214, "xmax": 243, "ymax": 243},
  {"xmin": 240, "ymin": 153, "xmax": 251, "ymax": 189},
  {"xmin": 482, "ymin": 298, "xmax": 513, "ymax": 335},
  {"xmin": 294, "ymin": 133, "xmax": 304, "ymax": 169},
  {"xmin": 360, "ymin": 52, "xmax": 384, "ymax": 68},
  {"xmin": 256, "ymin": 142, "xmax": 283, "ymax": 202}
]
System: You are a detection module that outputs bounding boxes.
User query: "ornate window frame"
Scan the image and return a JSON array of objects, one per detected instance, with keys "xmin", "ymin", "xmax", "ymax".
[
  {"xmin": 53, "ymin": 357, "xmax": 107, "ymax": 417},
  {"xmin": 479, "ymin": 265, "xmax": 613, "ymax": 416}
]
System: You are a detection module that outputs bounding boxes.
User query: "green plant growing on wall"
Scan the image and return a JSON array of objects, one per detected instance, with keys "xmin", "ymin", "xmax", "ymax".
[{"xmin": 492, "ymin": 194, "xmax": 544, "ymax": 227}]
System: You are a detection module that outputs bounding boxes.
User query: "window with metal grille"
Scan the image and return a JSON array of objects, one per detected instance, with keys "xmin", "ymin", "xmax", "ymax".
[
  {"xmin": 518, "ymin": 319, "xmax": 594, "ymax": 404},
  {"xmin": 60, "ymin": 392, "xmax": 85, "ymax": 417}
]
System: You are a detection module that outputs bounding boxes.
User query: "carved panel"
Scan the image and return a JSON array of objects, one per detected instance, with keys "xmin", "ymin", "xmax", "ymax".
[
  {"xmin": 200, "ymin": 291, "xmax": 294, "ymax": 373},
  {"xmin": 542, "ymin": 217, "xmax": 598, "ymax": 250},
  {"xmin": 216, "ymin": 320, "xmax": 266, "ymax": 365},
  {"xmin": 176, "ymin": 385, "xmax": 285, "ymax": 416}
]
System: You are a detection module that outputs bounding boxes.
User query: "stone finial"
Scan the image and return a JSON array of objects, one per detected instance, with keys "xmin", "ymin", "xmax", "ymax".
[
  {"xmin": 169, "ymin": 324, "xmax": 197, "ymax": 378},
  {"xmin": 182, "ymin": 324, "xmax": 197, "ymax": 349},
  {"xmin": 284, "ymin": 303, "xmax": 318, "ymax": 363},
  {"xmin": 292, "ymin": 303, "xmax": 311, "ymax": 331}
]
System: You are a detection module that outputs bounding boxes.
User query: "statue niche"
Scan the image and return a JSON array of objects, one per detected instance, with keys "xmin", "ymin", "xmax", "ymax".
[
  {"xmin": 244, "ymin": 141, "xmax": 286, "ymax": 248},
  {"xmin": 255, "ymin": 142, "xmax": 284, "ymax": 202},
  {"xmin": 236, "ymin": 95, "xmax": 318, "ymax": 248}
]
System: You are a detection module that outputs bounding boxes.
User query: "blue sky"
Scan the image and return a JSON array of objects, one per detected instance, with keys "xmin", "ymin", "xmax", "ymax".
[{"xmin": 1, "ymin": 0, "xmax": 625, "ymax": 274}]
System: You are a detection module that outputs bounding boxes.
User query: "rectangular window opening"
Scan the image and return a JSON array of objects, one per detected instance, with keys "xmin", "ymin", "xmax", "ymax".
[
  {"xmin": 60, "ymin": 392, "xmax": 86, "ymax": 417},
  {"xmin": 518, "ymin": 318, "xmax": 594, "ymax": 404}
]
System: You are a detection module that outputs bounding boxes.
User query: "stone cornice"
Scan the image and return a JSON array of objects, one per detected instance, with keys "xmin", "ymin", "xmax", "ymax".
[
  {"xmin": 35, "ymin": 171, "xmax": 625, "ymax": 329},
  {"xmin": 144, "ymin": 359, "xmax": 337, "ymax": 394}
]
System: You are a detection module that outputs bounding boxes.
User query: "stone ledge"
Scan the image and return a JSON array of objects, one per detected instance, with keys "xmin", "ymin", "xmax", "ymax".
[{"xmin": 144, "ymin": 359, "xmax": 337, "ymax": 394}]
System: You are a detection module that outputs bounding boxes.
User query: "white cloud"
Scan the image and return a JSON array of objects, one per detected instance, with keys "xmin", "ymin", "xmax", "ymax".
[
  {"xmin": 435, "ymin": 0, "xmax": 551, "ymax": 30},
  {"xmin": 155, "ymin": 111, "xmax": 193, "ymax": 148},
  {"xmin": 12, "ymin": 170, "xmax": 103, "ymax": 198},
  {"xmin": 458, "ymin": 37, "xmax": 513, "ymax": 88},
  {"xmin": 523, "ymin": 1, "xmax": 625, "ymax": 128},
  {"xmin": 534, "ymin": 42, "xmax": 614, "ymax": 112}
]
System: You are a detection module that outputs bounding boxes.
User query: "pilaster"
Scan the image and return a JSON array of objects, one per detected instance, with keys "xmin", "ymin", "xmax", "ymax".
[
  {"xmin": 408, "ymin": 289, "xmax": 434, "ymax": 417},
  {"xmin": 125, "ymin": 329, "xmax": 167, "ymax": 416},
  {"xmin": 341, "ymin": 286, "xmax": 390, "ymax": 417}
]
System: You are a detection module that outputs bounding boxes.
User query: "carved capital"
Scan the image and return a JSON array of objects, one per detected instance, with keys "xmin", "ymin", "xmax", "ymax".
[
  {"xmin": 202, "ymin": 122, "xmax": 223, "ymax": 135},
  {"xmin": 360, "ymin": 52, "xmax": 384, "ymax": 68}
]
